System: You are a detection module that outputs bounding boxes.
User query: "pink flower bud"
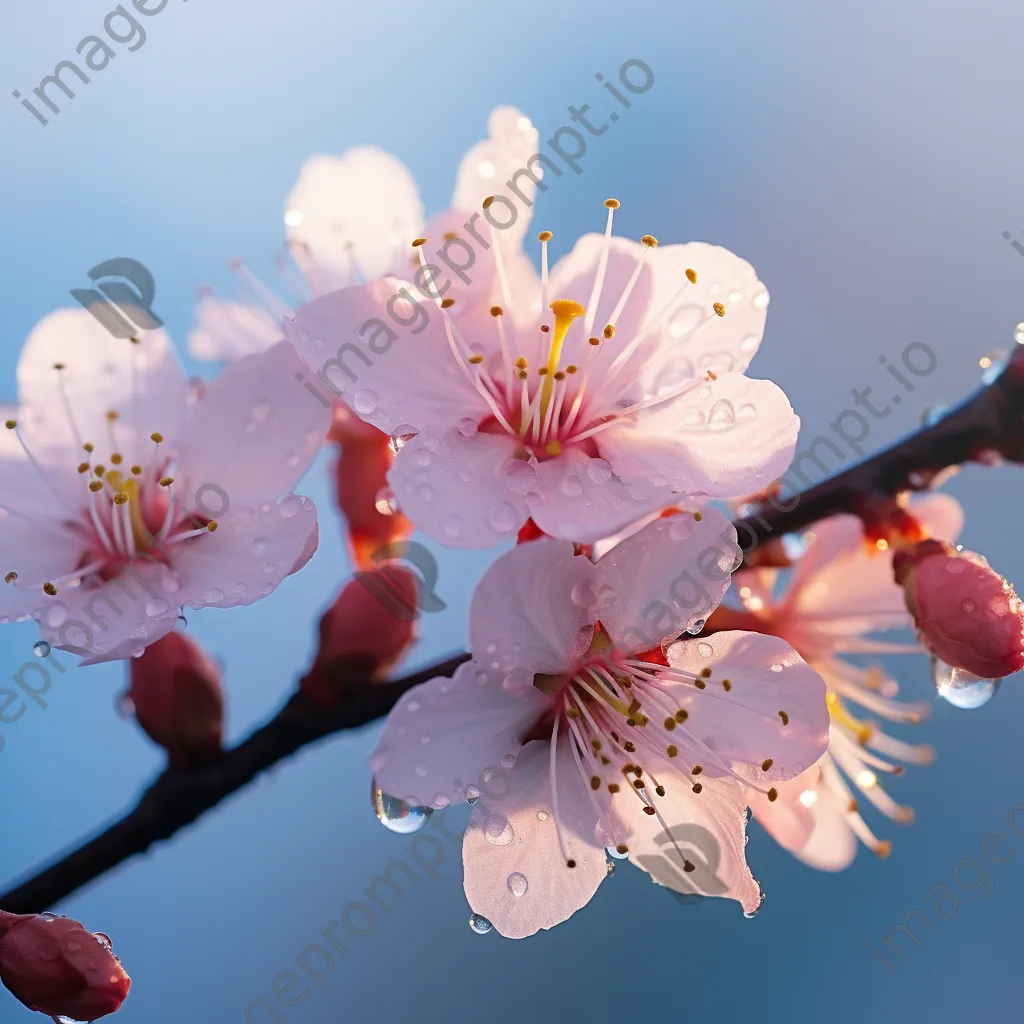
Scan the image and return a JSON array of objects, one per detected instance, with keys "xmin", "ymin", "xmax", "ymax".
[
  {"xmin": 0, "ymin": 911, "xmax": 130, "ymax": 1021},
  {"xmin": 128, "ymin": 631, "xmax": 223, "ymax": 766},
  {"xmin": 894, "ymin": 539, "xmax": 1024, "ymax": 679},
  {"xmin": 302, "ymin": 568, "xmax": 417, "ymax": 705}
]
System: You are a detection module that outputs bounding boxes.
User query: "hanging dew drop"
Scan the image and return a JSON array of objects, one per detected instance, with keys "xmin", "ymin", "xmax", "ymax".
[
  {"xmin": 931, "ymin": 657, "xmax": 1001, "ymax": 709},
  {"xmin": 371, "ymin": 779, "xmax": 432, "ymax": 834},
  {"xmin": 32, "ymin": 640, "xmax": 50, "ymax": 658},
  {"xmin": 389, "ymin": 425, "xmax": 419, "ymax": 454},
  {"xmin": 468, "ymin": 913, "xmax": 493, "ymax": 935}
]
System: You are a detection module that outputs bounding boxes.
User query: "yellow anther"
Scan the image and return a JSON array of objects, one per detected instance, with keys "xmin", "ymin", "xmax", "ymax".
[
  {"xmin": 440, "ymin": 298, "xmax": 456, "ymax": 309},
  {"xmin": 692, "ymin": 765, "xmax": 703, "ymax": 775},
  {"xmin": 590, "ymin": 776, "xmax": 601, "ymax": 790},
  {"xmin": 77, "ymin": 462, "xmax": 90, "ymax": 474},
  {"xmin": 207, "ymin": 521, "xmax": 219, "ymax": 533},
  {"xmin": 94, "ymin": 466, "xmax": 106, "ymax": 478},
  {"xmin": 675, "ymin": 710, "xmax": 688, "ymax": 723},
  {"xmin": 131, "ymin": 465, "xmax": 142, "ymax": 475},
  {"xmin": 4, "ymin": 420, "xmax": 15, "ymax": 430},
  {"xmin": 517, "ymin": 369, "xmax": 528, "ymax": 380},
  {"xmin": 692, "ymin": 783, "xmax": 703, "ymax": 794},
  {"xmin": 588, "ymin": 336, "xmax": 601, "ymax": 346},
  {"xmin": 762, "ymin": 758, "xmax": 774, "ymax": 771},
  {"xmin": 664, "ymin": 717, "xmax": 677, "ymax": 731},
  {"xmin": 83, "ymin": 442, "xmax": 95, "ymax": 453},
  {"xmin": 468, "ymin": 354, "xmax": 484, "ymax": 364},
  {"xmin": 53, "ymin": 362, "xmax": 66, "ymax": 370},
  {"xmin": 538, "ymin": 230, "xmax": 553, "ymax": 242},
  {"xmin": 604, "ymin": 198, "xmax": 620, "ymax": 209},
  {"xmin": 700, "ymin": 667, "xmax": 712, "ymax": 678},
  {"xmin": 603, "ymin": 324, "xmax": 616, "ymax": 339},
  {"xmin": 875, "ymin": 841, "xmax": 892, "ymax": 860},
  {"xmin": 685, "ymin": 268, "xmax": 698, "ymax": 284},
  {"xmin": 490, "ymin": 306, "xmax": 503, "ymax": 317},
  {"xmin": 767, "ymin": 787, "xmax": 778, "ymax": 802},
  {"xmin": 150, "ymin": 433, "xmax": 164, "ymax": 444},
  {"xmin": 113, "ymin": 493, "xmax": 129, "ymax": 505},
  {"xmin": 641, "ymin": 234, "xmax": 659, "ymax": 248},
  {"xmin": 110, "ymin": 453, "xmax": 123, "ymax": 465},
  {"xmin": 655, "ymin": 785, "xmax": 666, "ymax": 797},
  {"xmin": 693, "ymin": 511, "xmax": 703, "ymax": 521},
  {"xmin": 712, "ymin": 302, "xmax": 726, "ymax": 317},
  {"xmin": 411, "ymin": 237, "xmax": 427, "ymax": 247},
  {"xmin": 482, "ymin": 196, "xmax": 495, "ymax": 209},
  {"xmin": 566, "ymin": 364, "xmax": 578, "ymax": 373},
  {"xmin": 642, "ymin": 806, "xmax": 656, "ymax": 816},
  {"xmin": 544, "ymin": 441, "xmax": 562, "ymax": 456},
  {"xmin": 160, "ymin": 477, "xmax": 174, "ymax": 487},
  {"xmin": 537, "ymin": 367, "xmax": 549, "ymax": 376},
  {"xmin": 778, "ymin": 710, "xmax": 790, "ymax": 726},
  {"xmin": 553, "ymin": 371, "xmax": 566, "ymax": 381},
  {"xmin": 666, "ymin": 744, "xmax": 678, "ymax": 757},
  {"xmin": 442, "ymin": 231, "xmax": 458, "ymax": 240},
  {"xmin": 129, "ymin": 335, "xmax": 141, "ymax": 345},
  {"xmin": 43, "ymin": 582, "xmax": 57, "ymax": 596},
  {"xmin": 514, "ymin": 357, "xmax": 527, "ymax": 369},
  {"xmin": 4, "ymin": 572, "xmax": 17, "ymax": 584},
  {"xmin": 106, "ymin": 410, "xmax": 119, "ymax": 421},
  {"xmin": 89, "ymin": 481, "xmax": 103, "ymax": 492}
]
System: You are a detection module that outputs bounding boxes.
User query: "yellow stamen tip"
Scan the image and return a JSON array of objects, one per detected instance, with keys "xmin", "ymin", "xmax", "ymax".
[
  {"xmin": 83, "ymin": 443, "xmax": 95, "ymax": 453},
  {"xmin": 589, "ymin": 337, "xmax": 601, "ymax": 346},
  {"xmin": 150, "ymin": 433, "xmax": 164, "ymax": 444},
  {"xmin": 604, "ymin": 198, "xmax": 620, "ymax": 209},
  {"xmin": 875, "ymin": 841, "xmax": 892, "ymax": 860},
  {"xmin": 411, "ymin": 237, "xmax": 427, "ymax": 247},
  {"xmin": 550, "ymin": 299, "xmax": 585, "ymax": 319},
  {"xmin": 482, "ymin": 196, "xmax": 495, "ymax": 209},
  {"xmin": 603, "ymin": 325, "xmax": 616, "ymax": 339},
  {"xmin": 53, "ymin": 362, "xmax": 66, "ymax": 370},
  {"xmin": 538, "ymin": 230, "xmax": 553, "ymax": 242},
  {"xmin": 767, "ymin": 787, "xmax": 778, "ymax": 802},
  {"xmin": 131, "ymin": 465, "xmax": 142, "ymax": 475},
  {"xmin": 43, "ymin": 583, "xmax": 57, "ymax": 596},
  {"xmin": 160, "ymin": 476, "xmax": 174, "ymax": 487},
  {"xmin": 4, "ymin": 572, "xmax": 18, "ymax": 584},
  {"xmin": 712, "ymin": 302, "xmax": 726, "ymax": 317},
  {"xmin": 94, "ymin": 466, "xmax": 106, "ymax": 477},
  {"xmin": 544, "ymin": 441, "xmax": 562, "ymax": 456},
  {"xmin": 537, "ymin": 367, "xmax": 549, "ymax": 376},
  {"xmin": 110, "ymin": 453, "xmax": 123, "ymax": 465},
  {"xmin": 88, "ymin": 481, "xmax": 103, "ymax": 492},
  {"xmin": 762, "ymin": 758, "xmax": 774, "ymax": 771},
  {"xmin": 490, "ymin": 306, "xmax": 503, "ymax": 317},
  {"xmin": 553, "ymin": 371, "xmax": 566, "ymax": 381},
  {"xmin": 641, "ymin": 234, "xmax": 658, "ymax": 248},
  {"xmin": 207, "ymin": 521, "xmax": 219, "ymax": 532},
  {"xmin": 4, "ymin": 420, "xmax": 16, "ymax": 430},
  {"xmin": 468, "ymin": 355, "xmax": 484, "ymax": 365},
  {"xmin": 106, "ymin": 410, "xmax": 119, "ymax": 421},
  {"xmin": 685, "ymin": 268, "xmax": 698, "ymax": 284},
  {"xmin": 77, "ymin": 462, "xmax": 90, "ymax": 474},
  {"xmin": 113, "ymin": 493, "xmax": 129, "ymax": 505},
  {"xmin": 440, "ymin": 298, "xmax": 455, "ymax": 309},
  {"xmin": 514, "ymin": 357, "xmax": 528, "ymax": 369}
]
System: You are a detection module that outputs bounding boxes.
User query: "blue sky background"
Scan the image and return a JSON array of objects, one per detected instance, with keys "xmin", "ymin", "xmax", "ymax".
[{"xmin": 1, "ymin": 1, "xmax": 1023, "ymax": 1021}]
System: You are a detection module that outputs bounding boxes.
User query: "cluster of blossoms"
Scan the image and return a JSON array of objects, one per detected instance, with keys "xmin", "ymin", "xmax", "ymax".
[{"xmin": 3, "ymin": 107, "xmax": 1023, "ymax": 1016}]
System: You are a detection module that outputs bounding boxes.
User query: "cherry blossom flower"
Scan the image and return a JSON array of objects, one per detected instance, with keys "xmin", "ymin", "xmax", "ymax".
[
  {"xmin": 286, "ymin": 201, "xmax": 799, "ymax": 547},
  {"xmin": 0, "ymin": 309, "xmax": 330, "ymax": 665},
  {"xmin": 369, "ymin": 509, "xmax": 829, "ymax": 936},
  {"xmin": 188, "ymin": 107, "xmax": 541, "ymax": 362},
  {"xmin": 738, "ymin": 494, "xmax": 962, "ymax": 868}
]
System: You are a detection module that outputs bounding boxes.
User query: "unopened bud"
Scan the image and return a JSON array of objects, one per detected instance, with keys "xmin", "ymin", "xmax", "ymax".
[
  {"xmin": 128, "ymin": 631, "xmax": 223, "ymax": 766},
  {"xmin": 302, "ymin": 568, "xmax": 418, "ymax": 705},
  {"xmin": 0, "ymin": 910, "xmax": 130, "ymax": 1021},
  {"xmin": 894, "ymin": 539, "xmax": 1024, "ymax": 679}
]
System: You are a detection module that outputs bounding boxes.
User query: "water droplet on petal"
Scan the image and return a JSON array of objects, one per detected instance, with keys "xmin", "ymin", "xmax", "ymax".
[
  {"xmin": 737, "ymin": 403, "xmax": 756, "ymax": 420},
  {"xmin": 501, "ymin": 752, "xmax": 517, "ymax": 770},
  {"xmin": 469, "ymin": 913, "xmax": 493, "ymax": 935},
  {"xmin": 707, "ymin": 400, "xmax": 736, "ymax": 428},
  {"xmin": 537, "ymin": 810, "xmax": 549, "ymax": 822},
  {"xmin": 353, "ymin": 389, "xmax": 378, "ymax": 415},
  {"xmin": 669, "ymin": 305, "xmax": 705, "ymax": 339},
  {"xmin": 587, "ymin": 458, "xmax": 612, "ymax": 484},
  {"xmin": 206, "ymin": 587, "xmax": 225, "ymax": 603},
  {"xmin": 252, "ymin": 399, "xmax": 271, "ymax": 422},
  {"xmin": 441, "ymin": 514, "xmax": 463, "ymax": 539},
  {"xmin": 503, "ymin": 668, "xmax": 534, "ymax": 694},
  {"xmin": 570, "ymin": 581, "xmax": 597, "ymax": 607},
  {"xmin": 414, "ymin": 449, "xmax": 432, "ymax": 467},
  {"xmin": 484, "ymin": 813, "xmax": 515, "ymax": 846},
  {"xmin": 503, "ymin": 458, "xmax": 537, "ymax": 496},
  {"xmin": 251, "ymin": 536, "xmax": 270, "ymax": 555},
  {"xmin": 487, "ymin": 501, "xmax": 520, "ymax": 533},
  {"xmin": 32, "ymin": 640, "xmax": 51, "ymax": 658},
  {"xmin": 145, "ymin": 598, "xmax": 169, "ymax": 617},
  {"xmin": 932, "ymin": 657, "xmax": 1001, "ymax": 709},
  {"xmin": 389, "ymin": 425, "xmax": 419, "ymax": 454},
  {"xmin": 507, "ymin": 872, "xmax": 529, "ymax": 897},
  {"xmin": 475, "ymin": 671, "xmax": 489, "ymax": 686},
  {"xmin": 279, "ymin": 495, "xmax": 302, "ymax": 518},
  {"xmin": 457, "ymin": 417, "xmax": 479, "ymax": 437},
  {"xmin": 596, "ymin": 584, "xmax": 616, "ymax": 608},
  {"xmin": 465, "ymin": 785, "xmax": 481, "ymax": 804},
  {"xmin": 371, "ymin": 780, "xmax": 432, "ymax": 834},
  {"xmin": 696, "ymin": 641, "xmax": 714, "ymax": 657},
  {"xmin": 687, "ymin": 616, "xmax": 706, "ymax": 634},
  {"xmin": 961, "ymin": 598, "xmax": 976, "ymax": 612}
]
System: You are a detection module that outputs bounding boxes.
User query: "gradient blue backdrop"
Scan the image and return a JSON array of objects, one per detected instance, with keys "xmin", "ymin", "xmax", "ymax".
[{"xmin": 2, "ymin": 1, "xmax": 1023, "ymax": 1021}]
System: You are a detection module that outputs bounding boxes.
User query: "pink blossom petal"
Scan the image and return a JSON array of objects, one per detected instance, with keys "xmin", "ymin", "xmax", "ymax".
[
  {"xmin": 787, "ymin": 494, "xmax": 965, "ymax": 636},
  {"xmin": 451, "ymin": 107, "xmax": 540, "ymax": 247},
  {"xmin": 0, "ymin": 518, "xmax": 82, "ymax": 623},
  {"xmin": 598, "ymin": 373, "xmax": 800, "ymax": 499},
  {"xmin": 622, "ymin": 775, "xmax": 762, "ymax": 914},
  {"xmin": 638, "ymin": 242, "xmax": 770, "ymax": 392},
  {"xmin": 17, "ymin": 308, "xmax": 188, "ymax": 472},
  {"xmin": 525, "ymin": 447, "xmax": 674, "ymax": 545},
  {"xmin": 187, "ymin": 295, "xmax": 281, "ymax": 362},
  {"xmin": 368, "ymin": 662, "xmax": 548, "ymax": 808},
  {"xmin": 284, "ymin": 147, "xmax": 424, "ymax": 287},
  {"xmin": 176, "ymin": 342, "xmax": 330, "ymax": 509},
  {"xmin": 39, "ymin": 570, "xmax": 181, "ymax": 666},
  {"xmin": 172, "ymin": 496, "xmax": 320, "ymax": 611},
  {"xmin": 792, "ymin": 794, "xmax": 858, "ymax": 871},
  {"xmin": 664, "ymin": 631, "xmax": 830, "ymax": 781},
  {"xmin": 593, "ymin": 510, "xmax": 738, "ymax": 652},
  {"xmin": 469, "ymin": 537, "xmax": 600, "ymax": 674},
  {"xmin": 284, "ymin": 281, "xmax": 490, "ymax": 436},
  {"xmin": 463, "ymin": 740, "xmax": 608, "ymax": 938},
  {"xmin": 388, "ymin": 430, "xmax": 529, "ymax": 548},
  {"xmin": 746, "ymin": 767, "xmax": 819, "ymax": 851}
]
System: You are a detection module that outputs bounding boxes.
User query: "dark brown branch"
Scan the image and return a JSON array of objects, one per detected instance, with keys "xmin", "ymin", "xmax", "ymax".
[
  {"xmin": 3, "ymin": 351, "xmax": 1021, "ymax": 914},
  {"xmin": 0, "ymin": 654, "xmax": 469, "ymax": 914}
]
